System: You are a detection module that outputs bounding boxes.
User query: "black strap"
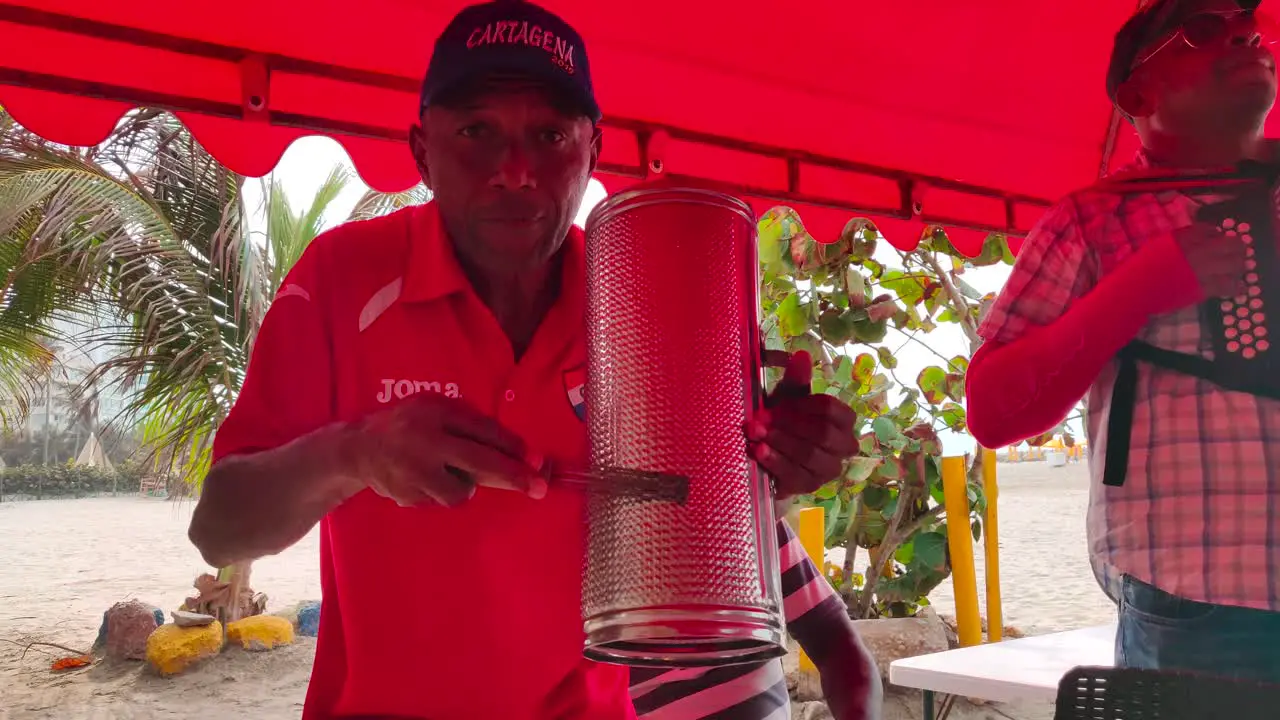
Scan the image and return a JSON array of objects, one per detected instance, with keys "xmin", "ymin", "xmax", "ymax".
[
  {"xmin": 1103, "ymin": 341, "xmax": 1280, "ymax": 487},
  {"xmin": 1127, "ymin": 342, "xmax": 1280, "ymax": 400},
  {"xmin": 1103, "ymin": 350, "xmax": 1140, "ymax": 487}
]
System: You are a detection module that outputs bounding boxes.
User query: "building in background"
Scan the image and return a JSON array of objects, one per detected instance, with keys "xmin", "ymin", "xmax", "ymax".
[{"xmin": 1, "ymin": 309, "xmax": 139, "ymax": 465}]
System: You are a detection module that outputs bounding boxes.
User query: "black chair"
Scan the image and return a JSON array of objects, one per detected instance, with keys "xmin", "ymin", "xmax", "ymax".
[{"xmin": 1054, "ymin": 666, "xmax": 1280, "ymax": 719}]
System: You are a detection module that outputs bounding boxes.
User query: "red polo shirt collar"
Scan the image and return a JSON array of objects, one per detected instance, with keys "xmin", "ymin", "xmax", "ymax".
[{"xmin": 401, "ymin": 203, "xmax": 587, "ymax": 315}]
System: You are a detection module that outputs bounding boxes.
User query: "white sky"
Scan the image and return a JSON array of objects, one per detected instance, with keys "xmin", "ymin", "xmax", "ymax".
[{"xmin": 249, "ymin": 137, "xmax": 1072, "ymax": 455}]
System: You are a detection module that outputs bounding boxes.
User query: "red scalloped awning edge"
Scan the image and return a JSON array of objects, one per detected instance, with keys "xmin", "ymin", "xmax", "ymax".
[
  {"xmin": 2, "ymin": 86, "xmax": 1033, "ymax": 259},
  {"xmin": 595, "ymin": 174, "xmax": 1027, "ymax": 259},
  {"xmin": 1, "ymin": 85, "xmax": 423, "ymax": 193}
]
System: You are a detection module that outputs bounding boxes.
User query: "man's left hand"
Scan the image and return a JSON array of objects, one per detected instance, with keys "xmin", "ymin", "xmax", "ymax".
[{"xmin": 748, "ymin": 350, "xmax": 858, "ymax": 499}]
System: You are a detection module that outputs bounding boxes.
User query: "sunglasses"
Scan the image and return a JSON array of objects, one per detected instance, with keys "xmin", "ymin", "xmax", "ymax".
[{"xmin": 1133, "ymin": 9, "xmax": 1266, "ymax": 69}]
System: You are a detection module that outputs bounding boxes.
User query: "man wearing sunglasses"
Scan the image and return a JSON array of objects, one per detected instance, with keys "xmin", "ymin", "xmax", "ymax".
[{"xmin": 967, "ymin": 0, "xmax": 1280, "ymax": 680}]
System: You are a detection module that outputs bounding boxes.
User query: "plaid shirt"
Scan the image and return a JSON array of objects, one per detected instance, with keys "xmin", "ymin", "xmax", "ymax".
[{"xmin": 979, "ymin": 153, "xmax": 1280, "ymax": 613}]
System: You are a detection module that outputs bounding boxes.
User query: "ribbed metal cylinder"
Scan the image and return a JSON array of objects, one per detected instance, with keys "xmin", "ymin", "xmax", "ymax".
[{"xmin": 580, "ymin": 184, "xmax": 785, "ymax": 667}]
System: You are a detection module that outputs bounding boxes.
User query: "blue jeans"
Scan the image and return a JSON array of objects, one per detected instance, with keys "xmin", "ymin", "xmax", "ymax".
[{"xmin": 1117, "ymin": 575, "xmax": 1280, "ymax": 682}]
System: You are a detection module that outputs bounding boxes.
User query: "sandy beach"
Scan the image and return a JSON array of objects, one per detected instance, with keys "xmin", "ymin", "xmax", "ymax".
[{"xmin": 0, "ymin": 461, "xmax": 1111, "ymax": 719}]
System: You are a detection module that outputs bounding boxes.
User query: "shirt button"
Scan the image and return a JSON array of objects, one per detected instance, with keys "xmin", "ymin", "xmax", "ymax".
[{"xmin": 504, "ymin": 389, "xmax": 516, "ymax": 402}]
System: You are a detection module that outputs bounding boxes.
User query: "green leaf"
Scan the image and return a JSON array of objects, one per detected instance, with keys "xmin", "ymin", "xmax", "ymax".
[
  {"xmin": 790, "ymin": 333, "xmax": 825, "ymax": 363},
  {"xmin": 758, "ymin": 213, "xmax": 787, "ymax": 270},
  {"xmin": 871, "ymin": 416, "xmax": 899, "ymax": 443},
  {"xmin": 940, "ymin": 403, "xmax": 967, "ymax": 432},
  {"xmin": 763, "ymin": 315, "xmax": 786, "ymax": 353},
  {"xmin": 881, "ymin": 493, "xmax": 899, "ymax": 519},
  {"xmin": 895, "ymin": 539, "xmax": 915, "ymax": 565},
  {"xmin": 852, "ymin": 353, "xmax": 876, "ymax": 385},
  {"xmin": 925, "ymin": 456, "xmax": 944, "ymax": 494},
  {"xmin": 858, "ymin": 433, "xmax": 879, "ymax": 455},
  {"xmin": 846, "ymin": 221, "xmax": 878, "ymax": 261},
  {"xmin": 971, "ymin": 234, "xmax": 1009, "ymax": 268},
  {"xmin": 851, "ymin": 318, "xmax": 888, "ymax": 344},
  {"xmin": 788, "ymin": 229, "xmax": 844, "ymax": 275},
  {"xmin": 845, "ymin": 266, "xmax": 868, "ymax": 307},
  {"xmin": 954, "ymin": 275, "xmax": 985, "ymax": 301},
  {"xmin": 876, "ymin": 457, "xmax": 903, "ymax": 481},
  {"xmin": 876, "ymin": 346, "xmax": 899, "ymax": 369},
  {"xmin": 862, "ymin": 484, "xmax": 890, "ymax": 510},
  {"xmin": 895, "ymin": 394, "xmax": 920, "ymax": 423},
  {"xmin": 818, "ymin": 309, "xmax": 854, "ymax": 345},
  {"xmin": 881, "ymin": 270, "xmax": 927, "ymax": 306},
  {"xmin": 845, "ymin": 457, "xmax": 881, "ymax": 484},
  {"xmin": 917, "ymin": 366, "xmax": 948, "ymax": 405},
  {"xmin": 972, "ymin": 517, "xmax": 983, "ymax": 543},
  {"xmin": 914, "ymin": 531, "xmax": 948, "ymax": 572},
  {"xmin": 825, "ymin": 496, "xmax": 844, "ymax": 540},
  {"xmin": 777, "ymin": 294, "xmax": 808, "ymax": 337},
  {"xmin": 862, "ymin": 258, "xmax": 886, "ymax": 281},
  {"xmin": 867, "ymin": 373, "xmax": 890, "ymax": 394},
  {"xmin": 921, "ymin": 227, "xmax": 957, "ymax": 255},
  {"xmin": 835, "ymin": 355, "xmax": 854, "ymax": 386}
]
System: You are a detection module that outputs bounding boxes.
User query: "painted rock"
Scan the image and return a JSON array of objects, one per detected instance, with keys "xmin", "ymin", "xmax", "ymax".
[
  {"xmin": 146, "ymin": 622, "xmax": 223, "ymax": 676},
  {"xmin": 171, "ymin": 610, "xmax": 217, "ymax": 628},
  {"xmin": 93, "ymin": 611, "xmax": 109, "ymax": 651},
  {"xmin": 297, "ymin": 601, "xmax": 321, "ymax": 637},
  {"xmin": 104, "ymin": 600, "xmax": 162, "ymax": 660},
  {"xmin": 226, "ymin": 615, "xmax": 294, "ymax": 652}
]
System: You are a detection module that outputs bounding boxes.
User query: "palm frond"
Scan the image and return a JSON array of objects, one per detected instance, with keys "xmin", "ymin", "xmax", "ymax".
[
  {"xmin": 347, "ymin": 184, "xmax": 431, "ymax": 222},
  {"xmin": 262, "ymin": 165, "xmax": 352, "ymax": 292},
  {"xmin": 0, "ymin": 108, "xmax": 418, "ymax": 489},
  {"xmin": 0, "ymin": 109, "xmax": 267, "ymax": 484}
]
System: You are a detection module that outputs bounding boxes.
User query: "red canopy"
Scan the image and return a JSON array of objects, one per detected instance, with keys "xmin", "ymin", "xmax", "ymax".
[{"xmin": 2, "ymin": 1, "xmax": 1277, "ymax": 255}]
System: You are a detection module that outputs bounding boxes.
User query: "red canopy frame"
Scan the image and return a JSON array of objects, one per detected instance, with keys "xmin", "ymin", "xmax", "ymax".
[
  {"xmin": 8, "ymin": 1, "xmax": 1269, "ymax": 255},
  {"xmin": 0, "ymin": 4, "xmax": 1054, "ymax": 245}
]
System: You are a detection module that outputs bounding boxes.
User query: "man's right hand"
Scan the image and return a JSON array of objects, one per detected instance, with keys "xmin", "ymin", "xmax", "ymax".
[
  {"xmin": 343, "ymin": 393, "xmax": 546, "ymax": 508},
  {"xmin": 1166, "ymin": 223, "xmax": 1248, "ymax": 307}
]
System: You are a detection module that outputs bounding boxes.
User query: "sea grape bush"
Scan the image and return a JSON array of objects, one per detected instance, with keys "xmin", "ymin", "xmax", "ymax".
[{"xmin": 758, "ymin": 208, "xmax": 1012, "ymax": 619}]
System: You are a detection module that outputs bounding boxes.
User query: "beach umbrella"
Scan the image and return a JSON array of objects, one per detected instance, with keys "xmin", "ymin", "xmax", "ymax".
[
  {"xmin": 2, "ymin": 1, "xmax": 1277, "ymax": 255},
  {"xmin": 73, "ymin": 432, "xmax": 114, "ymax": 471}
]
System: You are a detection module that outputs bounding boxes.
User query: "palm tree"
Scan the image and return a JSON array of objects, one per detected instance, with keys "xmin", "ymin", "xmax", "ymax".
[
  {"xmin": 1, "ymin": 106, "xmax": 431, "ymax": 619},
  {"xmin": 0, "ymin": 108, "xmax": 260, "ymax": 474},
  {"xmin": 0, "ymin": 108, "xmax": 428, "ymax": 484}
]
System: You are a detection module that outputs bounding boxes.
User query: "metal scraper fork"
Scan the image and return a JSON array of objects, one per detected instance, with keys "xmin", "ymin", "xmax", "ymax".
[
  {"xmin": 549, "ymin": 465, "xmax": 690, "ymax": 505},
  {"xmin": 445, "ymin": 464, "xmax": 690, "ymax": 504}
]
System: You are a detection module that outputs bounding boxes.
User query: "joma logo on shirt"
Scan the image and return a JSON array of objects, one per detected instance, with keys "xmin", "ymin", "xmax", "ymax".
[{"xmin": 376, "ymin": 379, "xmax": 462, "ymax": 403}]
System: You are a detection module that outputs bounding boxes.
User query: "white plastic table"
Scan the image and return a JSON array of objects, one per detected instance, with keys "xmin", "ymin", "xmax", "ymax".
[{"xmin": 888, "ymin": 624, "xmax": 1117, "ymax": 720}]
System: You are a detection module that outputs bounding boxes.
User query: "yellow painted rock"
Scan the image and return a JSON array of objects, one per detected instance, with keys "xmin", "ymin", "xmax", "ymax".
[
  {"xmin": 146, "ymin": 621, "xmax": 223, "ymax": 676},
  {"xmin": 226, "ymin": 615, "xmax": 294, "ymax": 651}
]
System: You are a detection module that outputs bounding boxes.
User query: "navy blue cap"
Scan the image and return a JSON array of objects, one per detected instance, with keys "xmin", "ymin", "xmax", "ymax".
[
  {"xmin": 420, "ymin": 0, "xmax": 601, "ymax": 123},
  {"xmin": 1107, "ymin": 0, "xmax": 1264, "ymax": 101}
]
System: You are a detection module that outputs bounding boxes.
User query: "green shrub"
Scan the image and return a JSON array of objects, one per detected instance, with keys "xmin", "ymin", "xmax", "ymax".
[{"xmin": 0, "ymin": 463, "xmax": 145, "ymax": 499}]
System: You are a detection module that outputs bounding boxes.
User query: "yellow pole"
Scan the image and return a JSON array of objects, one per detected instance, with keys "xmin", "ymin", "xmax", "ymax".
[
  {"xmin": 981, "ymin": 448, "xmax": 1003, "ymax": 642},
  {"xmin": 941, "ymin": 456, "xmax": 982, "ymax": 647},
  {"xmin": 797, "ymin": 506, "xmax": 825, "ymax": 673}
]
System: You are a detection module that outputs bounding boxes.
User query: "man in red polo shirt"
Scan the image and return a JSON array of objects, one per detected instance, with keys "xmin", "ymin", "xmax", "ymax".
[{"xmin": 188, "ymin": 2, "xmax": 865, "ymax": 718}]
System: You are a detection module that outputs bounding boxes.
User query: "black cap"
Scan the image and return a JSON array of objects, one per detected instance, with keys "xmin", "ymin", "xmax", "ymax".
[
  {"xmin": 419, "ymin": 0, "xmax": 601, "ymax": 123},
  {"xmin": 1107, "ymin": 0, "xmax": 1264, "ymax": 101}
]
